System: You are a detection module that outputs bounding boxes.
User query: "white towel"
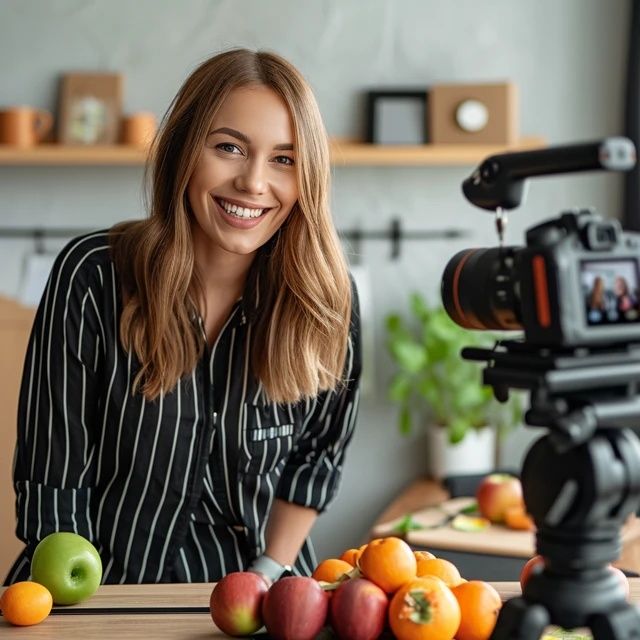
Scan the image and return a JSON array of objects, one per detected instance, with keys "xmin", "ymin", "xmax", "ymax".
[
  {"xmin": 350, "ymin": 264, "xmax": 375, "ymax": 397},
  {"xmin": 19, "ymin": 252, "xmax": 56, "ymax": 308}
]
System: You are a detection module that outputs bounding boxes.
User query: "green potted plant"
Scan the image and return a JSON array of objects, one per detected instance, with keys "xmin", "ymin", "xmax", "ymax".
[{"xmin": 385, "ymin": 292, "xmax": 522, "ymax": 477}]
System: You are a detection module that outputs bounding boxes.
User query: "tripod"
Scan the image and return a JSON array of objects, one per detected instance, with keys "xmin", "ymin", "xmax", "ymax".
[{"xmin": 463, "ymin": 341, "xmax": 640, "ymax": 640}]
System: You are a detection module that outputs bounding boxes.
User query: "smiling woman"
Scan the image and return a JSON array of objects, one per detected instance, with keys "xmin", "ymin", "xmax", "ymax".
[{"xmin": 6, "ymin": 49, "xmax": 361, "ymax": 587}]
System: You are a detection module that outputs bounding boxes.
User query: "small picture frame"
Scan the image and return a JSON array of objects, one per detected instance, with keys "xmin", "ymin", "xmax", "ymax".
[
  {"xmin": 58, "ymin": 72, "xmax": 123, "ymax": 145},
  {"xmin": 366, "ymin": 90, "xmax": 428, "ymax": 145}
]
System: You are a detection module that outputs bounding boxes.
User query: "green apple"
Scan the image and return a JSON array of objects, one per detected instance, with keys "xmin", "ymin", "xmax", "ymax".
[{"xmin": 31, "ymin": 532, "xmax": 102, "ymax": 605}]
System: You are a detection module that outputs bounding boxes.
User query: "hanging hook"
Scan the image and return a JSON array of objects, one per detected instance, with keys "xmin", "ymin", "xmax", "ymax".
[
  {"xmin": 390, "ymin": 218, "xmax": 402, "ymax": 260},
  {"xmin": 33, "ymin": 229, "xmax": 45, "ymax": 255}
]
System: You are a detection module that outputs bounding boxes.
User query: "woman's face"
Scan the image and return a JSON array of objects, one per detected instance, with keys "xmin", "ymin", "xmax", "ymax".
[{"xmin": 187, "ymin": 84, "xmax": 299, "ymax": 259}]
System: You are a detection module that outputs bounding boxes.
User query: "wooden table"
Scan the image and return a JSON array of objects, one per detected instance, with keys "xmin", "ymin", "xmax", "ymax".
[{"xmin": 1, "ymin": 581, "xmax": 640, "ymax": 637}]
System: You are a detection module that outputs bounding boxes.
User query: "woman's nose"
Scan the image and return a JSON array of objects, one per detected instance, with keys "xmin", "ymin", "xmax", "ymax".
[{"xmin": 234, "ymin": 159, "xmax": 267, "ymax": 194}]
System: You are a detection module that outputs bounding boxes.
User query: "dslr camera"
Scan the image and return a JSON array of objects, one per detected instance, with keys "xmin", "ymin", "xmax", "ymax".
[{"xmin": 442, "ymin": 138, "xmax": 639, "ymax": 349}]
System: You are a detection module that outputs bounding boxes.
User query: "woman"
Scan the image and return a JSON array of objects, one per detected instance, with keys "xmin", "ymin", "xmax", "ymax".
[{"xmin": 6, "ymin": 49, "xmax": 361, "ymax": 585}]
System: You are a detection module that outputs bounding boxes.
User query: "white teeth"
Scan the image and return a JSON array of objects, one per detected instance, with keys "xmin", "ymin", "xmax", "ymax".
[{"xmin": 219, "ymin": 198, "xmax": 265, "ymax": 218}]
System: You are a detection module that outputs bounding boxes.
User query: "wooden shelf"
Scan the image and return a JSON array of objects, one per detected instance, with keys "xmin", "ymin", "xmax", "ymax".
[
  {"xmin": 331, "ymin": 136, "xmax": 546, "ymax": 166},
  {"xmin": 0, "ymin": 137, "xmax": 546, "ymax": 167},
  {"xmin": 0, "ymin": 144, "xmax": 147, "ymax": 166}
]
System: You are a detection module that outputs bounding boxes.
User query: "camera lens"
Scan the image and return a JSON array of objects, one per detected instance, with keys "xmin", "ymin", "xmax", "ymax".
[{"xmin": 441, "ymin": 247, "xmax": 523, "ymax": 331}]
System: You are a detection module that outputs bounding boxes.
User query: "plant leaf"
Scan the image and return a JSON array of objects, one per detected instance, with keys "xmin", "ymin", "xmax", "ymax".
[
  {"xmin": 388, "ymin": 374, "xmax": 412, "ymax": 403},
  {"xmin": 448, "ymin": 418, "xmax": 468, "ymax": 444},
  {"xmin": 389, "ymin": 339, "xmax": 427, "ymax": 373},
  {"xmin": 392, "ymin": 514, "xmax": 425, "ymax": 535},
  {"xmin": 399, "ymin": 405, "xmax": 412, "ymax": 435}
]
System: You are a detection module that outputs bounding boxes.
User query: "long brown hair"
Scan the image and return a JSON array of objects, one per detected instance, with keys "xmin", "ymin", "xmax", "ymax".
[{"xmin": 110, "ymin": 49, "xmax": 352, "ymax": 403}]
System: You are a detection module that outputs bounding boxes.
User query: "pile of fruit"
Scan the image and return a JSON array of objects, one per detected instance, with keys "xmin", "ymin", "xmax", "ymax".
[{"xmin": 210, "ymin": 536, "xmax": 502, "ymax": 640}]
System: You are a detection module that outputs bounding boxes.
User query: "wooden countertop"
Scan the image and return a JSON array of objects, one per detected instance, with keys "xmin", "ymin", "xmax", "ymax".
[
  {"xmin": 1, "ymin": 581, "xmax": 639, "ymax": 638},
  {"xmin": 369, "ymin": 478, "xmax": 640, "ymax": 573}
]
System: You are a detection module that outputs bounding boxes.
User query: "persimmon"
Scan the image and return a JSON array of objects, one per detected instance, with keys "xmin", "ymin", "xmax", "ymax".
[
  {"xmin": 413, "ymin": 550, "xmax": 436, "ymax": 562},
  {"xmin": 0, "ymin": 581, "xmax": 53, "ymax": 626},
  {"xmin": 452, "ymin": 580, "xmax": 502, "ymax": 640},
  {"xmin": 359, "ymin": 537, "xmax": 417, "ymax": 593},
  {"xmin": 504, "ymin": 505, "xmax": 535, "ymax": 531},
  {"xmin": 415, "ymin": 557, "xmax": 463, "ymax": 587},
  {"xmin": 311, "ymin": 558, "xmax": 353, "ymax": 583},
  {"xmin": 389, "ymin": 575, "xmax": 461, "ymax": 640}
]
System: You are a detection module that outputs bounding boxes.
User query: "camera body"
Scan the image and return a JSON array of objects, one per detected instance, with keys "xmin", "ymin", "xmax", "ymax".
[{"xmin": 442, "ymin": 209, "xmax": 640, "ymax": 348}]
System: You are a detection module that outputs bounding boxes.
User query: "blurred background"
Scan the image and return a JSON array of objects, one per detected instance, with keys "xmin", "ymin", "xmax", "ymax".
[{"xmin": 0, "ymin": 0, "xmax": 633, "ymax": 575}]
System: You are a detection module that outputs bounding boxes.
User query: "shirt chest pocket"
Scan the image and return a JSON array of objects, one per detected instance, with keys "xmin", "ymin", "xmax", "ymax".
[{"xmin": 240, "ymin": 402, "xmax": 297, "ymax": 475}]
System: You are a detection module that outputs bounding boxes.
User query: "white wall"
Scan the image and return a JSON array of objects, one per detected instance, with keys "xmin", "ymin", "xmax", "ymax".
[{"xmin": 0, "ymin": 0, "xmax": 631, "ymax": 561}]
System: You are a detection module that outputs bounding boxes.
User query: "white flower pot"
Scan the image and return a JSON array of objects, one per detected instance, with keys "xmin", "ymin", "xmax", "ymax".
[{"xmin": 426, "ymin": 425, "xmax": 496, "ymax": 479}]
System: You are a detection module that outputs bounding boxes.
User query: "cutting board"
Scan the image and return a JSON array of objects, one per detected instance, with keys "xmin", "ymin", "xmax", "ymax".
[
  {"xmin": 372, "ymin": 496, "xmax": 536, "ymax": 558},
  {"xmin": 372, "ymin": 497, "xmax": 640, "ymax": 560}
]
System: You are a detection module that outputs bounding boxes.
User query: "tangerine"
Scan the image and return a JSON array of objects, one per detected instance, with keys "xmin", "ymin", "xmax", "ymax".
[
  {"xmin": 0, "ymin": 581, "xmax": 53, "ymax": 626},
  {"xmin": 389, "ymin": 575, "xmax": 461, "ymax": 640},
  {"xmin": 504, "ymin": 505, "xmax": 535, "ymax": 531},
  {"xmin": 413, "ymin": 550, "xmax": 436, "ymax": 562},
  {"xmin": 452, "ymin": 580, "xmax": 502, "ymax": 640},
  {"xmin": 359, "ymin": 537, "xmax": 417, "ymax": 593},
  {"xmin": 340, "ymin": 543, "xmax": 367, "ymax": 567},
  {"xmin": 311, "ymin": 558, "xmax": 353, "ymax": 583},
  {"xmin": 415, "ymin": 557, "xmax": 463, "ymax": 587}
]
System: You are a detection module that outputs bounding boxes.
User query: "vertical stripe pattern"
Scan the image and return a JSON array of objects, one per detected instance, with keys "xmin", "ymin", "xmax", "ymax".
[{"xmin": 6, "ymin": 231, "xmax": 362, "ymax": 585}]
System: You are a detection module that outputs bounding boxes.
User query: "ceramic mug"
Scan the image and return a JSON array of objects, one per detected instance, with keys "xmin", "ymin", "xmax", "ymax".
[
  {"xmin": 121, "ymin": 112, "xmax": 157, "ymax": 147},
  {"xmin": 0, "ymin": 106, "xmax": 53, "ymax": 147}
]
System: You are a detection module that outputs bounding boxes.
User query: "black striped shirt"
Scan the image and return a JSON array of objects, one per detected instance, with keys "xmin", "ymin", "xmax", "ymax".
[{"xmin": 5, "ymin": 231, "xmax": 361, "ymax": 584}]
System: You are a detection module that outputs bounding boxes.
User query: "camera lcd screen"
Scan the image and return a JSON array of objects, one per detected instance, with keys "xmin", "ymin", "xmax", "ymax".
[{"xmin": 581, "ymin": 259, "xmax": 640, "ymax": 325}]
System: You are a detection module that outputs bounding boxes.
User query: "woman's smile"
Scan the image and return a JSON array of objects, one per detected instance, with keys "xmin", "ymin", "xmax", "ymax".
[{"xmin": 212, "ymin": 195, "xmax": 275, "ymax": 229}]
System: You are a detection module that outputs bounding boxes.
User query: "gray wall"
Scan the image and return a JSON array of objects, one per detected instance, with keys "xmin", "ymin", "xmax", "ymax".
[{"xmin": 0, "ymin": 0, "xmax": 631, "ymax": 561}]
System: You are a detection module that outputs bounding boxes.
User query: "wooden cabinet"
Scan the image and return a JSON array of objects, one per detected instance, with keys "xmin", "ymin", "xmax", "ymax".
[{"xmin": 0, "ymin": 297, "xmax": 35, "ymax": 581}]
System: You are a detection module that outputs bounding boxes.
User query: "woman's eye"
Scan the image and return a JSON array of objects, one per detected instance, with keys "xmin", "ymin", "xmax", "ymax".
[
  {"xmin": 216, "ymin": 142, "xmax": 242, "ymax": 154},
  {"xmin": 274, "ymin": 155, "xmax": 295, "ymax": 166}
]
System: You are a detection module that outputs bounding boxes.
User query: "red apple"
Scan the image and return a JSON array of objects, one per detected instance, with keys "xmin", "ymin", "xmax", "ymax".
[
  {"xmin": 519, "ymin": 554, "xmax": 545, "ymax": 590},
  {"xmin": 262, "ymin": 576, "xmax": 329, "ymax": 640},
  {"xmin": 330, "ymin": 577, "xmax": 388, "ymax": 640},
  {"xmin": 209, "ymin": 571, "xmax": 268, "ymax": 636},
  {"xmin": 476, "ymin": 473, "xmax": 523, "ymax": 523}
]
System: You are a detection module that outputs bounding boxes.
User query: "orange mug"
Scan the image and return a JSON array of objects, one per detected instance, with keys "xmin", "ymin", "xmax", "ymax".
[
  {"xmin": 0, "ymin": 106, "xmax": 53, "ymax": 147},
  {"xmin": 121, "ymin": 111, "xmax": 157, "ymax": 147}
]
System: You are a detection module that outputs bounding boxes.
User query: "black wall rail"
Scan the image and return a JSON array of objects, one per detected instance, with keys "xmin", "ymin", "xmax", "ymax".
[{"xmin": 0, "ymin": 217, "xmax": 470, "ymax": 260}]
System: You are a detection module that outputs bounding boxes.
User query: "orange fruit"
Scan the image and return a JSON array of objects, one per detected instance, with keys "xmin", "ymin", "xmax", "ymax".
[
  {"xmin": 504, "ymin": 505, "xmax": 535, "ymax": 531},
  {"xmin": 0, "ymin": 581, "xmax": 53, "ymax": 626},
  {"xmin": 359, "ymin": 537, "xmax": 417, "ymax": 593},
  {"xmin": 389, "ymin": 575, "xmax": 461, "ymax": 640},
  {"xmin": 519, "ymin": 555, "xmax": 545, "ymax": 590},
  {"xmin": 414, "ymin": 550, "xmax": 436, "ymax": 562},
  {"xmin": 311, "ymin": 558, "xmax": 353, "ymax": 583},
  {"xmin": 340, "ymin": 543, "xmax": 367, "ymax": 567},
  {"xmin": 415, "ymin": 557, "xmax": 463, "ymax": 587},
  {"xmin": 452, "ymin": 580, "xmax": 502, "ymax": 640}
]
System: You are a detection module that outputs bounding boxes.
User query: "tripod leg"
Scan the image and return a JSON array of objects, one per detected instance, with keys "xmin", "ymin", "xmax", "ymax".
[
  {"xmin": 590, "ymin": 603, "xmax": 640, "ymax": 640},
  {"xmin": 490, "ymin": 597, "xmax": 550, "ymax": 640}
]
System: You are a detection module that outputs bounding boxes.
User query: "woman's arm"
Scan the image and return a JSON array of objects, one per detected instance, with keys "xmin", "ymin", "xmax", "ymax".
[{"xmin": 263, "ymin": 498, "xmax": 318, "ymax": 567}]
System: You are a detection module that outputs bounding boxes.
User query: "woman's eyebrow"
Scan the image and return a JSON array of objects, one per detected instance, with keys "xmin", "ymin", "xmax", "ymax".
[
  {"xmin": 210, "ymin": 127, "xmax": 294, "ymax": 151},
  {"xmin": 210, "ymin": 127, "xmax": 250, "ymax": 143}
]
